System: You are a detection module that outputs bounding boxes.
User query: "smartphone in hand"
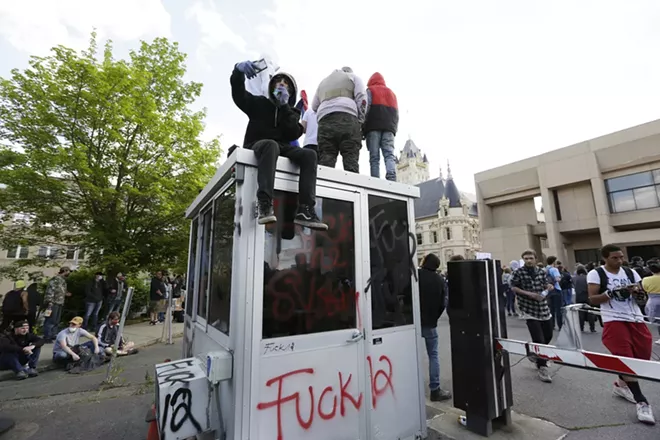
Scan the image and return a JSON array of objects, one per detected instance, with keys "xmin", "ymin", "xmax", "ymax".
[{"xmin": 252, "ymin": 58, "xmax": 268, "ymax": 74}]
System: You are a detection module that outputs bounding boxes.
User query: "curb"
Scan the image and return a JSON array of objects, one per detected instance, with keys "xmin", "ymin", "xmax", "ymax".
[{"xmin": 0, "ymin": 333, "xmax": 183, "ymax": 383}]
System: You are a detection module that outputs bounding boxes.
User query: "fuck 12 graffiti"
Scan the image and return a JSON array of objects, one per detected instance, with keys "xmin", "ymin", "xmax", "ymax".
[{"xmin": 256, "ymin": 355, "xmax": 394, "ymax": 440}]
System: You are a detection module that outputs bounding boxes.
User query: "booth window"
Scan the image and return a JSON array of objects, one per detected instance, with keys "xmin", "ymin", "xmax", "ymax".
[
  {"xmin": 368, "ymin": 196, "xmax": 414, "ymax": 330},
  {"xmin": 262, "ymin": 191, "xmax": 356, "ymax": 338},
  {"xmin": 208, "ymin": 184, "xmax": 235, "ymax": 334},
  {"xmin": 186, "ymin": 219, "xmax": 199, "ymax": 317},
  {"xmin": 197, "ymin": 208, "xmax": 212, "ymax": 321}
]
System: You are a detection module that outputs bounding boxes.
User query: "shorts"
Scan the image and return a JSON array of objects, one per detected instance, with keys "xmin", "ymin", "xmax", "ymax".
[
  {"xmin": 149, "ymin": 300, "xmax": 163, "ymax": 313},
  {"xmin": 602, "ymin": 321, "xmax": 653, "ymax": 360}
]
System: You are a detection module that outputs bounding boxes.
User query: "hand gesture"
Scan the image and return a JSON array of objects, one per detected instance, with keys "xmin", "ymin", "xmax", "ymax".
[
  {"xmin": 23, "ymin": 346, "xmax": 33, "ymax": 355},
  {"xmin": 236, "ymin": 61, "xmax": 257, "ymax": 79},
  {"xmin": 546, "ymin": 284, "xmax": 554, "ymax": 291}
]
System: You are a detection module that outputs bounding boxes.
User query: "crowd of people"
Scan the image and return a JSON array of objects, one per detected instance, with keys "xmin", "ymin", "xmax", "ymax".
[
  {"xmin": 505, "ymin": 245, "xmax": 658, "ymax": 425},
  {"xmin": 230, "ymin": 60, "xmax": 400, "ymax": 229},
  {"xmin": 0, "ymin": 267, "xmax": 187, "ymax": 380}
]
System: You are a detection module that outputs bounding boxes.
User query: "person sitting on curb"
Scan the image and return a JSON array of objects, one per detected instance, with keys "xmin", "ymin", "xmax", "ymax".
[
  {"xmin": 52, "ymin": 316, "xmax": 100, "ymax": 365},
  {"xmin": 0, "ymin": 320, "xmax": 44, "ymax": 380},
  {"xmin": 97, "ymin": 312, "xmax": 138, "ymax": 356}
]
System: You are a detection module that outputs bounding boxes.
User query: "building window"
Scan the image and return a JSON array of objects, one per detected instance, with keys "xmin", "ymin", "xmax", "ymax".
[
  {"xmin": 606, "ymin": 169, "xmax": 660, "ymax": 213},
  {"xmin": 445, "ymin": 227, "xmax": 452, "ymax": 240},
  {"xmin": 574, "ymin": 249, "xmax": 600, "ymax": 265},
  {"xmin": 208, "ymin": 184, "xmax": 235, "ymax": 334},
  {"xmin": 38, "ymin": 246, "xmax": 48, "ymax": 257},
  {"xmin": 552, "ymin": 190, "xmax": 562, "ymax": 221},
  {"xmin": 432, "ymin": 231, "xmax": 438, "ymax": 243},
  {"xmin": 6, "ymin": 246, "xmax": 29, "ymax": 259},
  {"xmin": 416, "ymin": 233, "xmax": 423, "ymax": 245}
]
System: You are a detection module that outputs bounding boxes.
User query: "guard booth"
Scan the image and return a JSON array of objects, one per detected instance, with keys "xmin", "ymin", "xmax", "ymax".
[{"xmin": 155, "ymin": 148, "xmax": 428, "ymax": 440}]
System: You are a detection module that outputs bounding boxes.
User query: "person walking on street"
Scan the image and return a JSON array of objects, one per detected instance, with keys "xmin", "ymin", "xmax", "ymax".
[
  {"xmin": 43, "ymin": 267, "xmax": 72, "ymax": 342},
  {"xmin": 510, "ymin": 249, "xmax": 555, "ymax": 383},
  {"xmin": 231, "ymin": 60, "xmax": 327, "ymax": 230},
  {"xmin": 573, "ymin": 266, "xmax": 596, "ymax": 332},
  {"xmin": 83, "ymin": 272, "xmax": 106, "ymax": 331},
  {"xmin": 0, "ymin": 281, "xmax": 29, "ymax": 333},
  {"xmin": 364, "ymin": 72, "xmax": 398, "ymax": 181},
  {"xmin": 418, "ymin": 253, "xmax": 452, "ymax": 401},
  {"xmin": 587, "ymin": 244, "xmax": 655, "ymax": 425},
  {"xmin": 312, "ymin": 67, "xmax": 367, "ymax": 173}
]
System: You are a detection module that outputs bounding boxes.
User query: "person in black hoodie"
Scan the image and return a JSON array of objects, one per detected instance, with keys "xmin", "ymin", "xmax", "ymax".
[
  {"xmin": 418, "ymin": 253, "xmax": 452, "ymax": 402},
  {"xmin": 0, "ymin": 320, "xmax": 44, "ymax": 380},
  {"xmin": 231, "ymin": 61, "xmax": 327, "ymax": 231},
  {"xmin": 83, "ymin": 272, "xmax": 106, "ymax": 331}
]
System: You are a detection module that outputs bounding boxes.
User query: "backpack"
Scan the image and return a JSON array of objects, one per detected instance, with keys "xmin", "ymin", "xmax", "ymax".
[
  {"xmin": 596, "ymin": 267, "xmax": 647, "ymax": 308},
  {"xmin": 559, "ymin": 272, "xmax": 573, "ymax": 289},
  {"xmin": 2, "ymin": 290, "xmax": 23, "ymax": 314}
]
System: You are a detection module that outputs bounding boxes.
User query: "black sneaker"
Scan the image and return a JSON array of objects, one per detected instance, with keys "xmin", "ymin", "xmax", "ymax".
[
  {"xmin": 294, "ymin": 205, "xmax": 328, "ymax": 231},
  {"xmin": 430, "ymin": 388, "xmax": 452, "ymax": 402},
  {"xmin": 257, "ymin": 200, "xmax": 277, "ymax": 225}
]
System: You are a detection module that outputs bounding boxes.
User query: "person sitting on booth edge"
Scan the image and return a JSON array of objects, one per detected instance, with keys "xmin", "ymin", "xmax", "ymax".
[{"xmin": 231, "ymin": 60, "xmax": 328, "ymax": 231}]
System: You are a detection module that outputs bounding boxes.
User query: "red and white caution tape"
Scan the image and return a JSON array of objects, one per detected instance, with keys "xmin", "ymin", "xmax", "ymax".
[{"xmin": 495, "ymin": 338, "xmax": 660, "ymax": 382}]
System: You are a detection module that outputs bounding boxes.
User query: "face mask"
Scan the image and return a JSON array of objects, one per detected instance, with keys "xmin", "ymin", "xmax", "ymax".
[{"xmin": 69, "ymin": 327, "xmax": 78, "ymax": 333}]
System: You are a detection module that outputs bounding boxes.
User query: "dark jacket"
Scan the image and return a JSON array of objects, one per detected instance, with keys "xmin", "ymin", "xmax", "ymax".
[
  {"xmin": 0, "ymin": 331, "xmax": 44, "ymax": 353},
  {"xmin": 85, "ymin": 279, "xmax": 106, "ymax": 303},
  {"xmin": 574, "ymin": 274, "xmax": 589, "ymax": 304},
  {"xmin": 230, "ymin": 67, "xmax": 303, "ymax": 149},
  {"xmin": 106, "ymin": 278, "xmax": 126, "ymax": 300},
  {"xmin": 418, "ymin": 260, "xmax": 446, "ymax": 328},
  {"xmin": 2, "ymin": 289, "xmax": 28, "ymax": 315},
  {"xmin": 150, "ymin": 277, "xmax": 166, "ymax": 301},
  {"xmin": 364, "ymin": 73, "xmax": 399, "ymax": 135},
  {"xmin": 97, "ymin": 322, "xmax": 123, "ymax": 348}
]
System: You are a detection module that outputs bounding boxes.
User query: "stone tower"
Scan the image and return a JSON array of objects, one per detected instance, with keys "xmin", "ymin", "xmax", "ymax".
[{"xmin": 396, "ymin": 138, "xmax": 429, "ymax": 185}]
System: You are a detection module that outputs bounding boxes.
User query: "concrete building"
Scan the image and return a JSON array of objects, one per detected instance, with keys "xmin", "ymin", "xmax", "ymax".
[
  {"xmin": 397, "ymin": 139, "xmax": 480, "ymax": 269},
  {"xmin": 475, "ymin": 119, "xmax": 660, "ymax": 268}
]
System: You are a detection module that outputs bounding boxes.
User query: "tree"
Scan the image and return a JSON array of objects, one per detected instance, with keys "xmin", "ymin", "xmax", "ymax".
[{"xmin": 0, "ymin": 33, "xmax": 221, "ymax": 279}]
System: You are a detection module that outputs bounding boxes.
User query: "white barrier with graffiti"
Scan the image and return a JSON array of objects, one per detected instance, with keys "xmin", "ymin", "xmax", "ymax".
[{"xmin": 155, "ymin": 358, "xmax": 210, "ymax": 440}]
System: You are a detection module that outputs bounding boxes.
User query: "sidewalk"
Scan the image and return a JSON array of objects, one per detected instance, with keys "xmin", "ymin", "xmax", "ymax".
[
  {"xmin": 426, "ymin": 399, "xmax": 569, "ymax": 440},
  {"xmin": 0, "ymin": 321, "xmax": 184, "ymax": 382}
]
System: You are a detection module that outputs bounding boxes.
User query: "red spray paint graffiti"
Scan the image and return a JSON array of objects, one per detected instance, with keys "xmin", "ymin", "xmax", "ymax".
[{"xmin": 256, "ymin": 356, "xmax": 394, "ymax": 440}]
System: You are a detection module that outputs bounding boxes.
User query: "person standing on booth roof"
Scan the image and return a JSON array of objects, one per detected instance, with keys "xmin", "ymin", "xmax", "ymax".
[
  {"xmin": 231, "ymin": 60, "xmax": 327, "ymax": 231},
  {"xmin": 587, "ymin": 244, "xmax": 655, "ymax": 425},
  {"xmin": 363, "ymin": 72, "xmax": 399, "ymax": 181},
  {"xmin": 418, "ymin": 253, "xmax": 452, "ymax": 401},
  {"xmin": 509, "ymin": 249, "xmax": 555, "ymax": 383},
  {"xmin": 312, "ymin": 67, "xmax": 367, "ymax": 173}
]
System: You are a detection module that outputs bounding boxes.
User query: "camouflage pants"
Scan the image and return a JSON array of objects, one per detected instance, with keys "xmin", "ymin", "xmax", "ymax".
[{"xmin": 317, "ymin": 112, "xmax": 361, "ymax": 173}]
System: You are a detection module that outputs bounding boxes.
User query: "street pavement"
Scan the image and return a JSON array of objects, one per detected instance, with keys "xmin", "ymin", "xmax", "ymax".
[
  {"xmin": 425, "ymin": 314, "xmax": 660, "ymax": 439},
  {"xmin": 0, "ymin": 321, "xmax": 184, "ymax": 382},
  {"xmin": 0, "ymin": 342, "xmax": 182, "ymax": 440}
]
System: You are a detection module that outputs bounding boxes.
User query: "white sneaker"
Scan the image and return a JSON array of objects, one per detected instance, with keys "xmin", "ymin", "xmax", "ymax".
[
  {"xmin": 654, "ymin": 339, "xmax": 660, "ymax": 346},
  {"xmin": 538, "ymin": 366, "xmax": 552, "ymax": 383},
  {"xmin": 636, "ymin": 402, "xmax": 656, "ymax": 425},
  {"xmin": 613, "ymin": 381, "xmax": 636, "ymax": 404}
]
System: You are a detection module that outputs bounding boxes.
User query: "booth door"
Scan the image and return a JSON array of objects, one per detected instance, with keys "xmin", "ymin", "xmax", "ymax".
[
  {"xmin": 362, "ymin": 194, "xmax": 426, "ymax": 440},
  {"xmin": 251, "ymin": 186, "xmax": 367, "ymax": 440}
]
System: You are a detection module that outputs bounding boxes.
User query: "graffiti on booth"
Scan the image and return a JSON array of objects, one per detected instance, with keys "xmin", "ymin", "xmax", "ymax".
[
  {"xmin": 256, "ymin": 355, "xmax": 394, "ymax": 440},
  {"xmin": 156, "ymin": 359, "xmax": 208, "ymax": 440},
  {"xmin": 264, "ymin": 341, "xmax": 296, "ymax": 355}
]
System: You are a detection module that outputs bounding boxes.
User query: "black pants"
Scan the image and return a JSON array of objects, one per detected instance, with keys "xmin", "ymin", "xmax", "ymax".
[
  {"xmin": 248, "ymin": 140, "xmax": 317, "ymax": 206},
  {"xmin": 303, "ymin": 144, "xmax": 318, "ymax": 155},
  {"xmin": 317, "ymin": 112, "xmax": 361, "ymax": 173},
  {"xmin": 578, "ymin": 304, "xmax": 595, "ymax": 331},
  {"xmin": 526, "ymin": 319, "xmax": 553, "ymax": 367}
]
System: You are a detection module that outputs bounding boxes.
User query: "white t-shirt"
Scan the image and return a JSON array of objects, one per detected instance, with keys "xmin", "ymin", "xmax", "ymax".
[
  {"xmin": 53, "ymin": 328, "xmax": 92, "ymax": 354},
  {"xmin": 302, "ymin": 109, "xmax": 318, "ymax": 146},
  {"xmin": 586, "ymin": 267, "xmax": 643, "ymax": 323}
]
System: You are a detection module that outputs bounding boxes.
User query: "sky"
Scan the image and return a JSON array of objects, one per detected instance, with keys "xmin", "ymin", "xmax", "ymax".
[{"xmin": 2, "ymin": 0, "xmax": 660, "ymax": 195}]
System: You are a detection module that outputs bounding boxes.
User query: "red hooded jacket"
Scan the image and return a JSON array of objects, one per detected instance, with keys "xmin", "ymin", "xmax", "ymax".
[{"xmin": 364, "ymin": 73, "xmax": 399, "ymax": 135}]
